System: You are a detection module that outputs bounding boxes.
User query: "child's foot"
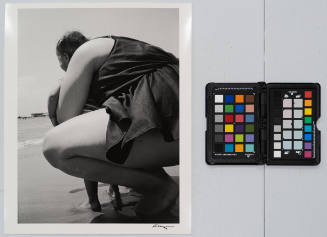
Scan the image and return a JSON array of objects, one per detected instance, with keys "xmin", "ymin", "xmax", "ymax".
[
  {"xmin": 135, "ymin": 178, "xmax": 178, "ymax": 216},
  {"xmin": 89, "ymin": 199, "xmax": 102, "ymax": 212},
  {"xmin": 77, "ymin": 199, "xmax": 102, "ymax": 212}
]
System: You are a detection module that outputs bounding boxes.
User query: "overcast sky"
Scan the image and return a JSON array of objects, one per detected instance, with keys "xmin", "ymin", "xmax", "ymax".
[{"xmin": 18, "ymin": 8, "xmax": 178, "ymax": 116}]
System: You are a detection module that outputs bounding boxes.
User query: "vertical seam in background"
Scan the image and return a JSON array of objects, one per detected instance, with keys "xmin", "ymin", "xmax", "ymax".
[{"xmin": 263, "ymin": 20, "xmax": 266, "ymax": 237}]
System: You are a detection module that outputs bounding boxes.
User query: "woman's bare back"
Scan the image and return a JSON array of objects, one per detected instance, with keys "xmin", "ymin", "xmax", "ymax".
[{"xmin": 84, "ymin": 37, "xmax": 115, "ymax": 70}]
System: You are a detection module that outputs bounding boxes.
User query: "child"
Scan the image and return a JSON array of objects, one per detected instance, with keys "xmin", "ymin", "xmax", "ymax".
[{"xmin": 48, "ymin": 31, "xmax": 121, "ymax": 212}]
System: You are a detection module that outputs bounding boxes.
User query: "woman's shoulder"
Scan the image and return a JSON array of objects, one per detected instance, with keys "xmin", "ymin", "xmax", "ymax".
[
  {"xmin": 72, "ymin": 37, "xmax": 115, "ymax": 68},
  {"xmin": 111, "ymin": 35, "xmax": 149, "ymax": 45},
  {"xmin": 83, "ymin": 37, "xmax": 115, "ymax": 54}
]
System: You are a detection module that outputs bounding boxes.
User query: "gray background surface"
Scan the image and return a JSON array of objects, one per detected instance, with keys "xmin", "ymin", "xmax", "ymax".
[{"xmin": 1, "ymin": 0, "xmax": 327, "ymax": 236}]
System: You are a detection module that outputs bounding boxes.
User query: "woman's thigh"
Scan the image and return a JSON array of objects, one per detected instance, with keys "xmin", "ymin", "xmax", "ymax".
[
  {"xmin": 43, "ymin": 108, "xmax": 109, "ymax": 164},
  {"xmin": 124, "ymin": 129, "xmax": 179, "ymax": 169},
  {"xmin": 43, "ymin": 108, "xmax": 179, "ymax": 169}
]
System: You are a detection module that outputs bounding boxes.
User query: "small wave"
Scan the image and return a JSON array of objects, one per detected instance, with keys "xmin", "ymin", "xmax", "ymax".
[{"xmin": 18, "ymin": 138, "xmax": 44, "ymax": 149}]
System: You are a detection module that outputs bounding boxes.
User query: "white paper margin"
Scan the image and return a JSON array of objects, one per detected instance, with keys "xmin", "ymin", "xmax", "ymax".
[{"xmin": 4, "ymin": 2, "xmax": 192, "ymax": 235}]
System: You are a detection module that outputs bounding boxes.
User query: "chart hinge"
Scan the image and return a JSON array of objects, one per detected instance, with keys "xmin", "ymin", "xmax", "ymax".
[{"xmin": 257, "ymin": 82, "xmax": 268, "ymax": 162}]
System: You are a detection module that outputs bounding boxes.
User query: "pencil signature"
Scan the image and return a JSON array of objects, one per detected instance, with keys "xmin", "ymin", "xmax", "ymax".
[{"xmin": 152, "ymin": 224, "xmax": 174, "ymax": 230}]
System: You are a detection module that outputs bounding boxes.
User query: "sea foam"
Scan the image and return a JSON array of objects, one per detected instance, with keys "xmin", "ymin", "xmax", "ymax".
[{"xmin": 18, "ymin": 138, "xmax": 44, "ymax": 149}]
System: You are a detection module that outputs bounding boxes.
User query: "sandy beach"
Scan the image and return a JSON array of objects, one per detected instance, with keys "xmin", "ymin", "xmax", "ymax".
[{"xmin": 18, "ymin": 117, "xmax": 179, "ymax": 223}]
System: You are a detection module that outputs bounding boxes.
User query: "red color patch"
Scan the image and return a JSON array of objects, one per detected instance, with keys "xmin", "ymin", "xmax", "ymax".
[
  {"xmin": 225, "ymin": 114, "xmax": 234, "ymax": 123},
  {"xmin": 304, "ymin": 91, "xmax": 312, "ymax": 98}
]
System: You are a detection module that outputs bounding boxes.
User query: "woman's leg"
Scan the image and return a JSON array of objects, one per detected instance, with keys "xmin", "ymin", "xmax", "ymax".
[
  {"xmin": 42, "ymin": 109, "xmax": 178, "ymax": 215},
  {"xmin": 123, "ymin": 130, "xmax": 179, "ymax": 169}
]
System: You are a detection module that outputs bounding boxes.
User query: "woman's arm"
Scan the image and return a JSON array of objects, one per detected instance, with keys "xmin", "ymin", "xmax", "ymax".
[
  {"xmin": 56, "ymin": 38, "xmax": 115, "ymax": 124},
  {"xmin": 56, "ymin": 43, "xmax": 96, "ymax": 124}
]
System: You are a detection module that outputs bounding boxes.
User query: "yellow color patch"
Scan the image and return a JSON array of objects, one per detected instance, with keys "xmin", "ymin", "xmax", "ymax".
[
  {"xmin": 304, "ymin": 108, "xmax": 312, "ymax": 115},
  {"xmin": 225, "ymin": 124, "xmax": 234, "ymax": 133},
  {"xmin": 304, "ymin": 100, "xmax": 312, "ymax": 107},
  {"xmin": 235, "ymin": 144, "xmax": 244, "ymax": 152},
  {"xmin": 235, "ymin": 94, "xmax": 244, "ymax": 103}
]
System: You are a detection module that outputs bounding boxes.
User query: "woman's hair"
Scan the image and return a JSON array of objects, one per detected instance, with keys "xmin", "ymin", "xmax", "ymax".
[{"xmin": 56, "ymin": 31, "xmax": 89, "ymax": 59}]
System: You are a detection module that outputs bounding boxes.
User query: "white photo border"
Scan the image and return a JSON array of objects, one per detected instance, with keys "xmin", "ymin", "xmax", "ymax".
[{"xmin": 4, "ymin": 2, "xmax": 192, "ymax": 235}]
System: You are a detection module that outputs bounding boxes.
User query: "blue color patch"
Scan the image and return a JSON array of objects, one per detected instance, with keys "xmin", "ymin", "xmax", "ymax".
[
  {"xmin": 245, "ymin": 114, "xmax": 254, "ymax": 122},
  {"xmin": 304, "ymin": 125, "xmax": 312, "ymax": 133},
  {"xmin": 225, "ymin": 144, "xmax": 234, "ymax": 152},
  {"xmin": 224, "ymin": 95, "xmax": 234, "ymax": 103},
  {"xmin": 304, "ymin": 133, "xmax": 312, "ymax": 141},
  {"xmin": 235, "ymin": 105, "xmax": 244, "ymax": 113}
]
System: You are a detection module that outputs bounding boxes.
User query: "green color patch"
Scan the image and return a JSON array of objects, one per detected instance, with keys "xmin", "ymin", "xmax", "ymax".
[
  {"xmin": 235, "ymin": 134, "xmax": 244, "ymax": 142},
  {"xmin": 245, "ymin": 124, "xmax": 254, "ymax": 133},
  {"xmin": 304, "ymin": 117, "xmax": 312, "ymax": 124},
  {"xmin": 225, "ymin": 105, "xmax": 234, "ymax": 113}
]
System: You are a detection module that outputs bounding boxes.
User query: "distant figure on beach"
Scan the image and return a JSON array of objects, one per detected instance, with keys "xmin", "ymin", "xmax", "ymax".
[{"xmin": 43, "ymin": 31, "xmax": 179, "ymax": 217}]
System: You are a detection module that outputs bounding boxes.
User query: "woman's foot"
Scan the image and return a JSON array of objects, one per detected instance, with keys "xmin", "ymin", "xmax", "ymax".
[{"xmin": 135, "ymin": 177, "xmax": 178, "ymax": 216}]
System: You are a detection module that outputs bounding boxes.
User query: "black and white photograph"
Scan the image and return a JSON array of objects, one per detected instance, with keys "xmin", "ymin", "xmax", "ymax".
[{"xmin": 4, "ymin": 3, "xmax": 191, "ymax": 234}]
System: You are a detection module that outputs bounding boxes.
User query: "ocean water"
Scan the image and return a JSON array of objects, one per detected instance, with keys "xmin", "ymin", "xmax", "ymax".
[{"xmin": 18, "ymin": 117, "xmax": 52, "ymax": 150}]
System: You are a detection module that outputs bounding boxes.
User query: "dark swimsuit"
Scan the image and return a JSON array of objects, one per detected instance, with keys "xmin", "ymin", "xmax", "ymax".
[{"xmin": 83, "ymin": 36, "xmax": 179, "ymax": 164}]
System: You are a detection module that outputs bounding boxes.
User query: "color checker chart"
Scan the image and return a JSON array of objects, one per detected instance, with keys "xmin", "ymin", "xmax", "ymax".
[
  {"xmin": 214, "ymin": 94, "xmax": 255, "ymax": 154},
  {"xmin": 267, "ymin": 83, "xmax": 320, "ymax": 165},
  {"xmin": 206, "ymin": 83, "xmax": 260, "ymax": 164},
  {"xmin": 272, "ymin": 91, "xmax": 312, "ymax": 158},
  {"xmin": 206, "ymin": 82, "xmax": 320, "ymax": 165}
]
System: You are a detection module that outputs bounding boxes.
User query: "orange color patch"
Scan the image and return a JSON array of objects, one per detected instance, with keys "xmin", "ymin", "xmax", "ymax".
[
  {"xmin": 235, "ymin": 144, "xmax": 244, "ymax": 152},
  {"xmin": 304, "ymin": 100, "xmax": 312, "ymax": 107},
  {"xmin": 235, "ymin": 95, "xmax": 244, "ymax": 103}
]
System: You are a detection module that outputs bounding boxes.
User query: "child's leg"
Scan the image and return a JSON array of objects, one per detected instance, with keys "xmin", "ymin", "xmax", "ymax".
[{"xmin": 84, "ymin": 179, "xmax": 101, "ymax": 212}]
